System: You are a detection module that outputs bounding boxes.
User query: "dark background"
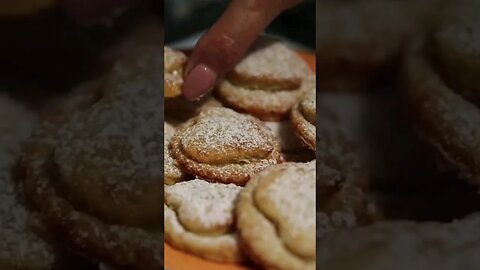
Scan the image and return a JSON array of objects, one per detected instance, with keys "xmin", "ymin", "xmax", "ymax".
[{"xmin": 164, "ymin": 0, "xmax": 315, "ymax": 49}]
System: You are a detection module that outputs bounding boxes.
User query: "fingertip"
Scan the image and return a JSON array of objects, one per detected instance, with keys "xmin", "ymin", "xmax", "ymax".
[{"xmin": 182, "ymin": 64, "xmax": 217, "ymax": 101}]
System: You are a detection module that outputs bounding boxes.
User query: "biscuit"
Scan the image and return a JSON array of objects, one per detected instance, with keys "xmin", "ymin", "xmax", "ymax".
[
  {"xmin": 164, "ymin": 46, "xmax": 187, "ymax": 98},
  {"xmin": 21, "ymin": 50, "xmax": 165, "ymax": 269},
  {"xmin": 236, "ymin": 162, "xmax": 316, "ymax": 270},
  {"xmin": 170, "ymin": 108, "xmax": 283, "ymax": 185},
  {"xmin": 317, "ymin": 214, "xmax": 480, "ymax": 270},
  {"xmin": 291, "ymin": 87, "xmax": 316, "ymax": 151},
  {"xmin": 217, "ymin": 76, "xmax": 314, "ymax": 121},
  {"xmin": 217, "ymin": 41, "xmax": 313, "ymax": 121},
  {"xmin": 164, "ymin": 179, "xmax": 243, "ymax": 263},
  {"xmin": 227, "ymin": 41, "xmax": 310, "ymax": 91},
  {"xmin": 164, "ymin": 122, "xmax": 191, "ymax": 185}
]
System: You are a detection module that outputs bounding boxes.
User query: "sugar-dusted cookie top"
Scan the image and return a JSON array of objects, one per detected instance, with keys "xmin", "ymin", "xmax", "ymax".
[
  {"xmin": 170, "ymin": 107, "xmax": 283, "ymax": 185},
  {"xmin": 228, "ymin": 41, "xmax": 311, "ymax": 90},
  {"xmin": 237, "ymin": 161, "xmax": 316, "ymax": 270}
]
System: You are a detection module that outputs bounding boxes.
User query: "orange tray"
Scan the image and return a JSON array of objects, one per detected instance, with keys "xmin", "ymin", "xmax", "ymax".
[{"xmin": 165, "ymin": 50, "xmax": 316, "ymax": 270}]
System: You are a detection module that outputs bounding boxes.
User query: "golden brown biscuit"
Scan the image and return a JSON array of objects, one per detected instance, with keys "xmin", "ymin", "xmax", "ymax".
[
  {"xmin": 170, "ymin": 108, "xmax": 283, "ymax": 185},
  {"xmin": 217, "ymin": 41, "xmax": 313, "ymax": 121},
  {"xmin": 227, "ymin": 41, "xmax": 311, "ymax": 91},
  {"xmin": 164, "ymin": 122, "xmax": 191, "ymax": 185},
  {"xmin": 164, "ymin": 46, "xmax": 187, "ymax": 97},
  {"xmin": 291, "ymin": 87, "xmax": 316, "ymax": 151},
  {"xmin": 21, "ymin": 50, "xmax": 164, "ymax": 270},
  {"xmin": 236, "ymin": 162, "xmax": 316, "ymax": 270},
  {"xmin": 164, "ymin": 179, "xmax": 243, "ymax": 263},
  {"xmin": 217, "ymin": 76, "xmax": 314, "ymax": 121}
]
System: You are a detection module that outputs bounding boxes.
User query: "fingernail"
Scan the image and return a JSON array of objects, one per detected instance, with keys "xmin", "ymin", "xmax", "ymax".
[{"xmin": 182, "ymin": 64, "xmax": 217, "ymax": 101}]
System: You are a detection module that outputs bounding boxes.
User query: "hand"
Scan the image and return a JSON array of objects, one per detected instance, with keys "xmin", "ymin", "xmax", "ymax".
[{"xmin": 182, "ymin": 0, "xmax": 302, "ymax": 100}]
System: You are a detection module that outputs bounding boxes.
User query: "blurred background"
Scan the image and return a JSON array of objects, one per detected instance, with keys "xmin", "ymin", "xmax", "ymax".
[
  {"xmin": 0, "ymin": 0, "xmax": 162, "ymax": 105},
  {"xmin": 164, "ymin": 0, "xmax": 315, "ymax": 50}
]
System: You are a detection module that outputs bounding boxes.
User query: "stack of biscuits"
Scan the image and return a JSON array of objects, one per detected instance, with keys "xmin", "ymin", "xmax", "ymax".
[{"xmin": 164, "ymin": 41, "xmax": 378, "ymax": 270}]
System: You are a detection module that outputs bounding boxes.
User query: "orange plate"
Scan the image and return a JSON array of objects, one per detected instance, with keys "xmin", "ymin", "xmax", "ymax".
[{"xmin": 164, "ymin": 51, "xmax": 316, "ymax": 270}]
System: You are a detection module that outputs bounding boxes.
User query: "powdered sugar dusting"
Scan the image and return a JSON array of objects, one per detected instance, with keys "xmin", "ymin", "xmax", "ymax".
[
  {"xmin": 164, "ymin": 46, "xmax": 187, "ymax": 73},
  {"xmin": 180, "ymin": 108, "xmax": 273, "ymax": 163},
  {"xmin": 164, "ymin": 122, "xmax": 189, "ymax": 183},
  {"xmin": 232, "ymin": 41, "xmax": 310, "ymax": 83},
  {"xmin": 255, "ymin": 162, "xmax": 315, "ymax": 257},
  {"xmin": 165, "ymin": 179, "xmax": 242, "ymax": 233},
  {"xmin": 218, "ymin": 75, "xmax": 315, "ymax": 120}
]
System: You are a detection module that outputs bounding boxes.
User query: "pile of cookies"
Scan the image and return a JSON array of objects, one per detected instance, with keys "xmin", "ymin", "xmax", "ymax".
[{"xmin": 164, "ymin": 42, "xmax": 317, "ymax": 270}]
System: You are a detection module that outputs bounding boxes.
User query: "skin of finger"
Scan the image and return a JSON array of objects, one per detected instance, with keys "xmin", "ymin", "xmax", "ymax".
[{"xmin": 184, "ymin": 0, "xmax": 303, "ymax": 80}]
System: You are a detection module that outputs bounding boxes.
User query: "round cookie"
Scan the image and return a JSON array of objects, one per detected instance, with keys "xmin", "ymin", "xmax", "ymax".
[
  {"xmin": 291, "ymin": 87, "xmax": 316, "ymax": 151},
  {"xmin": 164, "ymin": 179, "xmax": 243, "ymax": 263},
  {"xmin": 170, "ymin": 107, "xmax": 283, "ymax": 185},
  {"xmin": 236, "ymin": 162, "xmax": 316, "ymax": 270},
  {"xmin": 164, "ymin": 46, "xmax": 187, "ymax": 97},
  {"xmin": 217, "ymin": 76, "xmax": 313, "ymax": 121},
  {"xmin": 164, "ymin": 122, "xmax": 191, "ymax": 185},
  {"xmin": 227, "ymin": 41, "xmax": 311, "ymax": 91},
  {"xmin": 21, "ymin": 49, "xmax": 165, "ymax": 269},
  {"xmin": 217, "ymin": 41, "xmax": 313, "ymax": 121}
]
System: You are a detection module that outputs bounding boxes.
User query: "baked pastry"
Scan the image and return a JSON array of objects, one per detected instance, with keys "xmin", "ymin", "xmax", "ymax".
[
  {"xmin": 164, "ymin": 46, "xmax": 187, "ymax": 98},
  {"xmin": 317, "ymin": 214, "xmax": 480, "ymax": 270},
  {"xmin": 164, "ymin": 122, "xmax": 190, "ymax": 185},
  {"xmin": 227, "ymin": 41, "xmax": 311, "ymax": 91},
  {"xmin": 217, "ymin": 41, "xmax": 313, "ymax": 121},
  {"xmin": 316, "ymin": 0, "xmax": 432, "ymax": 91},
  {"xmin": 403, "ymin": 4, "xmax": 480, "ymax": 186},
  {"xmin": 236, "ymin": 161, "xmax": 316, "ymax": 270},
  {"xmin": 291, "ymin": 87, "xmax": 316, "ymax": 151},
  {"xmin": 0, "ymin": 95, "xmax": 61, "ymax": 270},
  {"xmin": 164, "ymin": 179, "xmax": 243, "ymax": 262},
  {"xmin": 170, "ymin": 107, "xmax": 283, "ymax": 185},
  {"xmin": 20, "ymin": 49, "xmax": 164, "ymax": 269}
]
